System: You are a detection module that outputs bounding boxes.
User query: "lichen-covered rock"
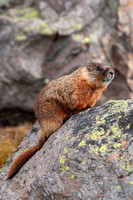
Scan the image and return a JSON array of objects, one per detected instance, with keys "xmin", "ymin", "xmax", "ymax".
[
  {"xmin": 0, "ymin": 0, "xmax": 133, "ymax": 113},
  {"xmin": 0, "ymin": 100, "xmax": 133, "ymax": 199}
]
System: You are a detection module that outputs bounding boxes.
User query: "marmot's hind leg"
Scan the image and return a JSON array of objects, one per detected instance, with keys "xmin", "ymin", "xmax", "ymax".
[{"xmin": 38, "ymin": 101, "xmax": 67, "ymax": 141}]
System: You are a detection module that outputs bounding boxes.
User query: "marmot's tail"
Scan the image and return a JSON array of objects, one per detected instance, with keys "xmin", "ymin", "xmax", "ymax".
[{"xmin": 7, "ymin": 139, "xmax": 44, "ymax": 179}]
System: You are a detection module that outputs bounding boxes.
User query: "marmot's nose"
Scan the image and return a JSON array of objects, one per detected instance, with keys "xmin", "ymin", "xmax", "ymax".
[
  {"xmin": 103, "ymin": 68, "xmax": 114, "ymax": 77},
  {"xmin": 109, "ymin": 69, "xmax": 114, "ymax": 77}
]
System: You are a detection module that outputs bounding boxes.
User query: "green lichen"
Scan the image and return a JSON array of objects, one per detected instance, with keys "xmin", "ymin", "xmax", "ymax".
[
  {"xmin": 114, "ymin": 143, "xmax": 121, "ymax": 148},
  {"xmin": 90, "ymin": 134, "xmax": 98, "ymax": 141},
  {"xmin": 8, "ymin": 6, "xmax": 57, "ymax": 37},
  {"xmin": 23, "ymin": 27, "xmax": 31, "ymax": 32},
  {"xmin": 23, "ymin": 148, "xmax": 29, "ymax": 152},
  {"xmin": 84, "ymin": 37, "xmax": 90, "ymax": 43},
  {"xmin": 107, "ymin": 100, "xmax": 130, "ymax": 114},
  {"xmin": 40, "ymin": 22, "xmax": 56, "ymax": 35},
  {"xmin": 116, "ymin": 185, "xmax": 121, "ymax": 190},
  {"xmin": 122, "ymin": 133, "xmax": 127, "ymax": 139},
  {"xmin": 74, "ymin": 24, "xmax": 82, "ymax": 30},
  {"xmin": 11, "ymin": 8, "xmax": 39, "ymax": 25},
  {"xmin": 15, "ymin": 7, "xmax": 39, "ymax": 20},
  {"xmin": 126, "ymin": 124, "xmax": 130, "ymax": 129},
  {"xmin": 66, "ymin": 136, "xmax": 71, "ymax": 140},
  {"xmin": 126, "ymin": 161, "xmax": 131, "ymax": 173},
  {"xmin": 93, "ymin": 53, "xmax": 97, "ymax": 58},
  {"xmin": 41, "ymin": 28, "xmax": 54, "ymax": 35},
  {"xmin": 97, "ymin": 165, "xmax": 104, "ymax": 168},
  {"xmin": 60, "ymin": 155, "xmax": 65, "ymax": 165},
  {"xmin": 91, "ymin": 127, "xmax": 105, "ymax": 141},
  {"xmin": 119, "ymin": 155, "xmax": 125, "ymax": 161},
  {"xmin": 59, "ymin": 155, "xmax": 70, "ymax": 172},
  {"xmin": 14, "ymin": 18, "xmax": 22, "ymax": 23},
  {"xmin": 99, "ymin": 145, "xmax": 107, "ymax": 154},
  {"xmin": 40, "ymin": 22, "xmax": 48, "ymax": 28},
  {"xmin": 60, "ymin": 165, "xmax": 69, "ymax": 172},
  {"xmin": 73, "ymin": 34, "xmax": 81, "ymax": 41},
  {"xmin": 96, "ymin": 117, "xmax": 105, "ymax": 125},
  {"xmin": 15, "ymin": 35, "xmax": 27, "ymax": 41},
  {"xmin": 121, "ymin": 166, "xmax": 125, "ymax": 169},
  {"xmin": 82, "ymin": 161, "xmax": 86, "ymax": 164},
  {"xmin": 71, "ymin": 174, "xmax": 75, "ymax": 179},
  {"xmin": 129, "ymin": 182, "xmax": 133, "ymax": 185},
  {"xmin": 110, "ymin": 123, "xmax": 123, "ymax": 139},
  {"xmin": 17, "ymin": 148, "xmax": 20, "ymax": 151},
  {"xmin": 63, "ymin": 146, "xmax": 68, "ymax": 154},
  {"xmin": 79, "ymin": 139, "xmax": 86, "ymax": 147}
]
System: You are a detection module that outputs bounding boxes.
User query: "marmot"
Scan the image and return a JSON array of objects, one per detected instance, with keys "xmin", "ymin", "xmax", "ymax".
[{"xmin": 7, "ymin": 62, "xmax": 114, "ymax": 179}]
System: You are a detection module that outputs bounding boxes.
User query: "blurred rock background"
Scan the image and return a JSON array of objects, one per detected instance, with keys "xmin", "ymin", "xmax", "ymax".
[{"xmin": 0, "ymin": 0, "xmax": 133, "ymax": 167}]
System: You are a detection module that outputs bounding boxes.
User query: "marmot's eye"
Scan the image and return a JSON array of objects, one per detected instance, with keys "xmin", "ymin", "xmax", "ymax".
[
  {"xmin": 88, "ymin": 66, "xmax": 91, "ymax": 70},
  {"xmin": 97, "ymin": 66, "xmax": 102, "ymax": 71}
]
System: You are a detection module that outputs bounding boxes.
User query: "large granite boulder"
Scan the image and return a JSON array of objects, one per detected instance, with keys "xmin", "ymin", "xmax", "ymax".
[
  {"xmin": 0, "ymin": 100, "xmax": 133, "ymax": 199},
  {"xmin": 0, "ymin": 0, "xmax": 133, "ymax": 113}
]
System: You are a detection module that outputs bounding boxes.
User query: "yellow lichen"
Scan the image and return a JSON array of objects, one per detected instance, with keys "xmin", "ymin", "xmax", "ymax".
[
  {"xmin": 15, "ymin": 35, "xmax": 27, "ymax": 41},
  {"xmin": 84, "ymin": 37, "xmax": 90, "ymax": 43},
  {"xmin": 73, "ymin": 34, "xmax": 81, "ymax": 41},
  {"xmin": 113, "ymin": 143, "xmax": 121, "ymax": 148},
  {"xmin": 71, "ymin": 174, "xmax": 75, "ymax": 179},
  {"xmin": 74, "ymin": 24, "xmax": 82, "ymax": 30},
  {"xmin": 60, "ymin": 165, "xmax": 69, "ymax": 172},
  {"xmin": 60, "ymin": 155, "xmax": 65, "ymax": 165},
  {"xmin": 15, "ymin": 7, "xmax": 39, "ymax": 20},
  {"xmin": 129, "ymin": 182, "xmax": 133, "ymax": 185},
  {"xmin": 66, "ymin": 136, "xmax": 71, "ymax": 140},
  {"xmin": 126, "ymin": 161, "xmax": 131, "ymax": 173},
  {"xmin": 79, "ymin": 139, "xmax": 86, "ymax": 147},
  {"xmin": 116, "ymin": 185, "xmax": 121, "ymax": 190},
  {"xmin": 99, "ymin": 145, "xmax": 107, "ymax": 154},
  {"xmin": 63, "ymin": 146, "xmax": 68, "ymax": 154},
  {"xmin": 97, "ymin": 165, "xmax": 104, "ymax": 168},
  {"xmin": 126, "ymin": 124, "xmax": 130, "ymax": 129},
  {"xmin": 41, "ymin": 28, "xmax": 54, "ymax": 35},
  {"xmin": 91, "ymin": 127, "xmax": 105, "ymax": 141},
  {"xmin": 40, "ymin": 22, "xmax": 48, "ymax": 28}
]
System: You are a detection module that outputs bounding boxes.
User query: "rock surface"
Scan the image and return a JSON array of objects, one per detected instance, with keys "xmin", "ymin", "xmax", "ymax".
[
  {"xmin": 0, "ymin": 0, "xmax": 133, "ymax": 112},
  {"xmin": 0, "ymin": 100, "xmax": 133, "ymax": 200}
]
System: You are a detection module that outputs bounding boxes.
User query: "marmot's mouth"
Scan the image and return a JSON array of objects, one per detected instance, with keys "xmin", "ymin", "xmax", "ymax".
[{"xmin": 104, "ymin": 70, "xmax": 115, "ymax": 83}]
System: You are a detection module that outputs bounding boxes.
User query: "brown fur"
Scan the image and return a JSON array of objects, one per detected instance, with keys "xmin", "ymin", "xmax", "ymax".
[{"xmin": 7, "ymin": 62, "xmax": 114, "ymax": 179}]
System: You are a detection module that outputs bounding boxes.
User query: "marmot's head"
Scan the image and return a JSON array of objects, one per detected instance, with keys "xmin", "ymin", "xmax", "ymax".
[{"xmin": 85, "ymin": 62, "xmax": 115, "ymax": 87}]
